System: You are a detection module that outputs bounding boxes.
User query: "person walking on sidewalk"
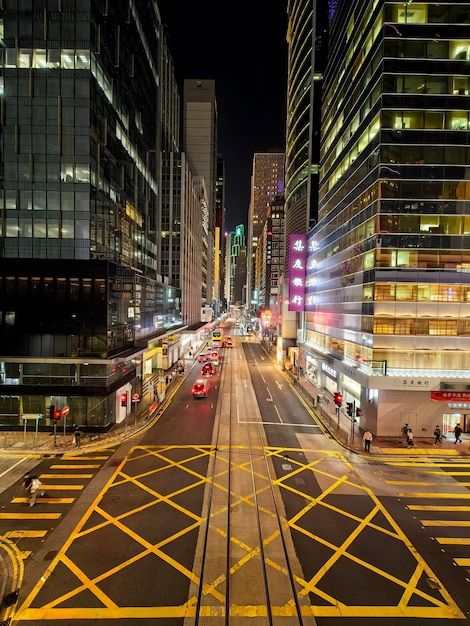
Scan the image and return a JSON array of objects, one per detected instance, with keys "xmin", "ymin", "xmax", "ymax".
[
  {"xmin": 433, "ymin": 425, "xmax": 442, "ymax": 444},
  {"xmin": 363, "ymin": 429, "xmax": 373, "ymax": 452},
  {"xmin": 407, "ymin": 428, "xmax": 414, "ymax": 447},
  {"xmin": 401, "ymin": 423, "xmax": 409, "ymax": 446},
  {"xmin": 454, "ymin": 424, "xmax": 463, "ymax": 444},
  {"xmin": 74, "ymin": 426, "xmax": 81, "ymax": 448}
]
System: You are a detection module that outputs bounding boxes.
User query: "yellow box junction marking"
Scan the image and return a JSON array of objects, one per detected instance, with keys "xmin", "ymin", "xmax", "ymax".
[{"xmin": 13, "ymin": 445, "xmax": 465, "ymax": 622}]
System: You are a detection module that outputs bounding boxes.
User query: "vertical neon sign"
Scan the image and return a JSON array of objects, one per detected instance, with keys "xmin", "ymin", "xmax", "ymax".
[{"xmin": 288, "ymin": 234, "xmax": 306, "ymax": 312}]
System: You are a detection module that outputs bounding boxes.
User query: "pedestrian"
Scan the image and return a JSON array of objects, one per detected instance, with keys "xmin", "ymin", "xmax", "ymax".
[
  {"xmin": 28, "ymin": 475, "xmax": 44, "ymax": 507},
  {"xmin": 363, "ymin": 429, "xmax": 373, "ymax": 452},
  {"xmin": 433, "ymin": 425, "xmax": 442, "ymax": 444},
  {"xmin": 407, "ymin": 428, "xmax": 414, "ymax": 447},
  {"xmin": 23, "ymin": 471, "xmax": 32, "ymax": 496},
  {"xmin": 401, "ymin": 423, "xmax": 409, "ymax": 446},
  {"xmin": 454, "ymin": 424, "xmax": 463, "ymax": 444},
  {"xmin": 74, "ymin": 426, "xmax": 81, "ymax": 448}
]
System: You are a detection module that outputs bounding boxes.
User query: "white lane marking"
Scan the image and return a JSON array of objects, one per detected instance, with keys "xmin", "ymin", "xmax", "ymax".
[
  {"xmin": 274, "ymin": 405, "xmax": 283, "ymax": 423},
  {"xmin": 0, "ymin": 457, "xmax": 27, "ymax": 478},
  {"xmin": 275, "ymin": 380, "xmax": 283, "ymax": 391},
  {"xmin": 266, "ymin": 388, "xmax": 273, "ymax": 402}
]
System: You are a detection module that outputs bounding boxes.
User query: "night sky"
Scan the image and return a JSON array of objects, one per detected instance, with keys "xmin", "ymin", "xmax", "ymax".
[{"xmin": 158, "ymin": 1, "xmax": 288, "ymax": 232}]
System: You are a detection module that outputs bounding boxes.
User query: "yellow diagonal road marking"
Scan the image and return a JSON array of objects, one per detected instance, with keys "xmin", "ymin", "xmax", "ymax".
[
  {"xmin": 13, "ymin": 445, "xmax": 466, "ymax": 622},
  {"xmin": 454, "ymin": 558, "xmax": 470, "ymax": 566},
  {"xmin": 436, "ymin": 538, "xmax": 470, "ymax": 545}
]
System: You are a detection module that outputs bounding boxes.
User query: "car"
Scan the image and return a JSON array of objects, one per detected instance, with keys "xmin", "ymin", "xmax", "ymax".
[
  {"xmin": 226, "ymin": 340, "xmax": 233, "ymax": 348},
  {"xmin": 197, "ymin": 353, "xmax": 208, "ymax": 363},
  {"xmin": 192, "ymin": 379, "xmax": 211, "ymax": 398},
  {"xmin": 201, "ymin": 363, "xmax": 216, "ymax": 376}
]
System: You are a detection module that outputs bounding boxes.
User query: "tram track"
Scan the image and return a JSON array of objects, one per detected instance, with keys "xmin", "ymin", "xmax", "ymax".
[{"xmin": 190, "ymin": 341, "xmax": 313, "ymax": 625}]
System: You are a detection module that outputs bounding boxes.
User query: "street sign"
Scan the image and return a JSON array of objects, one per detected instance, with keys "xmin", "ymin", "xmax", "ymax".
[
  {"xmin": 132, "ymin": 393, "xmax": 140, "ymax": 402},
  {"xmin": 62, "ymin": 405, "xmax": 70, "ymax": 417}
]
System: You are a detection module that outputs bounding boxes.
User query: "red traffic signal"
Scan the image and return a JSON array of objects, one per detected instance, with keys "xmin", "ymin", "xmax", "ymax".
[
  {"xmin": 53, "ymin": 409, "xmax": 62, "ymax": 420},
  {"xmin": 356, "ymin": 408, "xmax": 363, "ymax": 417},
  {"xmin": 120, "ymin": 392, "xmax": 128, "ymax": 407},
  {"xmin": 334, "ymin": 392, "xmax": 343, "ymax": 406}
]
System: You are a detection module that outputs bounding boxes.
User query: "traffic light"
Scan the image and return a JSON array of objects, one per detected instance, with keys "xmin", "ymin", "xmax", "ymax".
[
  {"xmin": 346, "ymin": 402, "xmax": 353, "ymax": 417},
  {"xmin": 53, "ymin": 408, "xmax": 62, "ymax": 420},
  {"xmin": 356, "ymin": 408, "xmax": 363, "ymax": 417},
  {"xmin": 120, "ymin": 392, "xmax": 128, "ymax": 407},
  {"xmin": 49, "ymin": 405, "xmax": 56, "ymax": 420},
  {"xmin": 334, "ymin": 392, "xmax": 343, "ymax": 407}
]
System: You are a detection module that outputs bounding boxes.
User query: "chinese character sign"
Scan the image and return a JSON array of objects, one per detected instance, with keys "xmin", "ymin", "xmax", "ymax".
[{"xmin": 289, "ymin": 234, "xmax": 306, "ymax": 312}]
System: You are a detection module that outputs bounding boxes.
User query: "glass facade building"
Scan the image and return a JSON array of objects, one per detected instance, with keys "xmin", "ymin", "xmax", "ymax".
[
  {"xmin": 304, "ymin": 1, "xmax": 470, "ymax": 437},
  {"xmin": 0, "ymin": 0, "xmax": 183, "ymax": 428}
]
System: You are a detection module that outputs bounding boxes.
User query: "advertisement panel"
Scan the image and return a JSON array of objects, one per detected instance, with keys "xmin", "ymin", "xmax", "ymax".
[{"xmin": 288, "ymin": 234, "xmax": 306, "ymax": 312}]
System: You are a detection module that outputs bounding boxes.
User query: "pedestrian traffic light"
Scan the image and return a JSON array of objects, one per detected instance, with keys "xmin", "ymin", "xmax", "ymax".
[
  {"xmin": 48, "ymin": 405, "xmax": 55, "ymax": 420},
  {"xmin": 334, "ymin": 392, "xmax": 343, "ymax": 406},
  {"xmin": 346, "ymin": 402, "xmax": 353, "ymax": 417},
  {"xmin": 120, "ymin": 392, "xmax": 128, "ymax": 407},
  {"xmin": 53, "ymin": 408, "xmax": 62, "ymax": 420},
  {"xmin": 356, "ymin": 408, "xmax": 363, "ymax": 417}
]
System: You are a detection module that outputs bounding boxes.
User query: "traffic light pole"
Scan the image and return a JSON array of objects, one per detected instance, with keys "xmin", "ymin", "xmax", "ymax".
[
  {"xmin": 351, "ymin": 401, "xmax": 356, "ymax": 445},
  {"xmin": 53, "ymin": 420, "xmax": 57, "ymax": 448}
]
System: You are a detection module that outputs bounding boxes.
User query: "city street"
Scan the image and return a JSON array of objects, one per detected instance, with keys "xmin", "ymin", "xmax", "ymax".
[{"xmin": 0, "ymin": 336, "xmax": 469, "ymax": 624}]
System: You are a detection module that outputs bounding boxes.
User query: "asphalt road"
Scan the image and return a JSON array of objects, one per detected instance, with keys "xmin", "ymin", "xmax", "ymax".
[{"xmin": 2, "ymin": 334, "xmax": 470, "ymax": 624}]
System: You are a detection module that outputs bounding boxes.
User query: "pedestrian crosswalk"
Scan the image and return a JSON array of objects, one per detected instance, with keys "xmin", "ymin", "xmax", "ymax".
[
  {"xmin": 380, "ymin": 459, "xmax": 470, "ymax": 573},
  {"xmin": 0, "ymin": 450, "xmax": 114, "ymax": 559}
]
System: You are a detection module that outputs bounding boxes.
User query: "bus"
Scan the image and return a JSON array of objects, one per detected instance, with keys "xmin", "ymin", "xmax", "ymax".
[{"xmin": 211, "ymin": 329, "xmax": 224, "ymax": 348}]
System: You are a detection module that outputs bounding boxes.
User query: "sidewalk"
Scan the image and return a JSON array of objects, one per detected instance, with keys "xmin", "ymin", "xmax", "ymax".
[
  {"xmin": 0, "ymin": 349, "xmax": 468, "ymax": 458},
  {"xmin": 285, "ymin": 367, "xmax": 469, "ymax": 457},
  {"xmin": 0, "ymin": 369, "xmax": 187, "ymax": 457}
]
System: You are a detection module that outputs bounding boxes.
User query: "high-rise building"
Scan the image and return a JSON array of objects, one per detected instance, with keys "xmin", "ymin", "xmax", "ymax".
[
  {"xmin": 280, "ymin": 0, "xmax": 329, "ymax": 361},
  {"xmin": 0, "ymin": 1, "xmax": 186, "ymax": 428},
  {"xmin": 304, "ymin": 1, "xmax": 470, "ymax": 437},
  {"xmin": 183, "ymin": 79, "xmax": 218, "ymax": 317},
  {"xmin": 246, "ymin": 151, "xmax": 285, "ymax": 311},
  {"xmin": 227, "ymin": 225, "xmax": 246, "ymax": 306}
]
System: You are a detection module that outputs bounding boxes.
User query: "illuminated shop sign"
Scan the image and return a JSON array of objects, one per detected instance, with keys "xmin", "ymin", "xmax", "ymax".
[
  {"xmin": 289, "ymin": 234, "xmax": 306, "ymax": 312},
  {"xmin": 431, "ymin": 391, "xmax": 470, "ymax": 402}
]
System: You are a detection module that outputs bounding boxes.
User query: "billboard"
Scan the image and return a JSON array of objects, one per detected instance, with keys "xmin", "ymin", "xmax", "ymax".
[{"xmin": 288, "ymin": 234, "xmax": 306, "ymax": 312}]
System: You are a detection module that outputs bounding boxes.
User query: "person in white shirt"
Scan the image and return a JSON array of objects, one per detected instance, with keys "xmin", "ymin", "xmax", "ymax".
[{"xmin": 363, "ymin": 429, "xmax": 373, "ymax": 452}]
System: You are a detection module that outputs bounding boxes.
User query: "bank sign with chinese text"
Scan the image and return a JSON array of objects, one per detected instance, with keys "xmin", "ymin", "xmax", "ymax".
[{"xmin": 289, "ymin": 234, "xmax": 306, "ymax": 312}]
